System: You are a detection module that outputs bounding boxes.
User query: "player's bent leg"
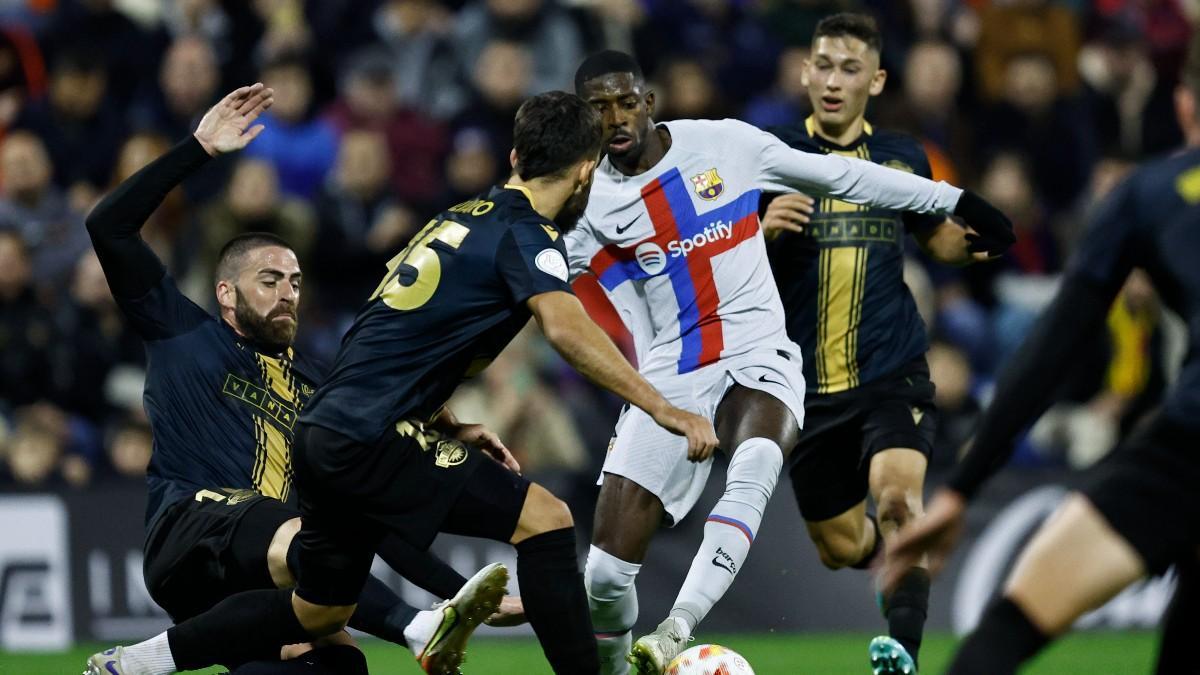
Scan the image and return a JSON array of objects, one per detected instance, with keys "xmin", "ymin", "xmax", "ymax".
[
  {"xmin": 440, "ymin": 455, "xmax": 598, "ymax": 674},
  {"xmin": 868, "ymin": 448, "xmax": 929, "ymax": 673},
  {"xmin": 267, "ymin": 517, "xmax": 302, "ymax": 587},
  {"xmin": 804, "ymin": 501, "xmax": 876, "ymax": 570},
  {"xmin": 589, "ymin": 474, "xmax": 664, "ymax": 675},
  {"xmin": 509, "ymin": 482, "xmax": 600, "ymax": 674},
  {"xmin": 946, "ymin": 494, "xmax": 1145, "ymax": 675},
  {"xmin": 1006, "ymin": 493, "xmax": 1145, "ymax": 634}
]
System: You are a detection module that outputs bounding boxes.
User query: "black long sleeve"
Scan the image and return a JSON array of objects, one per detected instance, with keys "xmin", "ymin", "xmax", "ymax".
[
  {"xmin": 85, "ymin": 136, "xmax": 212, "ymax": 299},
  {"xmin": 946, "ymin": 277, "xmax": 1119, "ymax": 500}
]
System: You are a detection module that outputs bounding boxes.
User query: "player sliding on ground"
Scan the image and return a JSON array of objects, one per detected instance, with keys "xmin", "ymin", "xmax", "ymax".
[
  {"xmin": 761, "ymin": 14, "xmax": 1012, "ymax": 674},
  {"xmin": 567, "ymin": 50, "xmax": 1013, "ymax": 674},
  {"xmin": 83, "ymin": 83, "xmax": 522, "ymax": 675},
  {"xmin": 91, "ymin": 90, "xmax": 717, "ymax": 675},
  {"xmin": 880, "ymin": 32, "xmax": 1200, "ymax": 675}
]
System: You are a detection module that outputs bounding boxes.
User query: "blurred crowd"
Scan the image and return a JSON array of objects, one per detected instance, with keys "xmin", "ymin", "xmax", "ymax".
[{"xmin": 0, "ymin": 0, "xmax": 1193, "ymax": 492}]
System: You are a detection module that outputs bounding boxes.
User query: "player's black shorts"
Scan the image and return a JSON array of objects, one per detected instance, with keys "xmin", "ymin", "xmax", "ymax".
[
  {"xmin": 292, "ymin": 420, "xmax": 530, "ymax": 606},
  {"xmin": 788, "ymin": 357, "xmax": 938, "ymax": 522},
  {"xmin": 143, "ymin": 487, "xmax": 297, "ymax": 622},
  {"xmin": 1081, "ymin": 413, "xmax": 1200, "ymax": 576}
]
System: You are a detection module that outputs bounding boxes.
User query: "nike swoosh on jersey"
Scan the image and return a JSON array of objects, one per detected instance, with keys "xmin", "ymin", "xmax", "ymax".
[
  {"xmin": 757, "ymin": 373, "xmax": 783, "ymax": 387},
  {"xmin": 711, "ymin": 556, "xmax": 735, "ymax": 575},
  {"xmin": 615, "ymin": 214, "xmax": 643, "ymax": 234}
]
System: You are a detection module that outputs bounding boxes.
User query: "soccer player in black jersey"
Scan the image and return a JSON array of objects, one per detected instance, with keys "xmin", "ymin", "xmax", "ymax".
[
  {"xmin": 94, "ymin": 90, "xmax": 718, "ymax": 675},
  {"xmin": 84, "ymin": 84, "xmax": 522, "ymax": 675},
  {"xmin": 881, "ymin": 34, "xmax": 1200, "ymax": 675},
  {"xmin": 761, "ymin": 14, "xmax": 1013, "ymax": 674}
]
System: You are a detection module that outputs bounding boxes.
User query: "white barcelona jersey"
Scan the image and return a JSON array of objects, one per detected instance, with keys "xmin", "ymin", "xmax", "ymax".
[{"xmin": 566, "ymin": 118, "xmax": 962, "ymax": 380}]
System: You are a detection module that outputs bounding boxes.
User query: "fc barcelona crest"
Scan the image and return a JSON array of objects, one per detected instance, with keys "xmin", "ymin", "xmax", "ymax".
[{"xmin": 691, "ymin": 168, "xmax": 724, "ymax": 200}]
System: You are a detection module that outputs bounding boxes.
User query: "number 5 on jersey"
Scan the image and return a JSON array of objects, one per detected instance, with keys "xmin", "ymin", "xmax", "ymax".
[{"xmin": 370, "ymin": 219, "xmax": 470, "ymax": 310}]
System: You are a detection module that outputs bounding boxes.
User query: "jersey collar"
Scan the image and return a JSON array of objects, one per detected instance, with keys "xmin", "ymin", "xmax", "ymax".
[
  {"xmin": 805, "ymin": 115, "xmax": 872, "ymax": 151},
  {"xmin": 503, "ymin": 183, "xmax": 537, "ymax": 211}
]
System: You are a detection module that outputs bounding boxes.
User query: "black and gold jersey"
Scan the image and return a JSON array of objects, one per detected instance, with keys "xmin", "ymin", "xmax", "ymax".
[
  {"xmin": 117, "ymin": 274, "xmax": 321, "ymax": 527},
  {"xmin": 766, "ymin": 117, "xmax": 942, "ymax": 394},
  {"xmin": 301, "ymin": 185, "xmax": 574, "ymax": 444}
]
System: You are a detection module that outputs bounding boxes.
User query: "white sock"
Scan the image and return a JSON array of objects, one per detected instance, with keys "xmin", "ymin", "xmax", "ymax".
[
  {"xmin": 585, "ymin": 545, "xmax": 641, "ymax": 675},
  {"xmin": 121, "ymin": 632, "xmax": 176, "ymax": 675},
  {"xmin": 670, "ymin": 437, "xmax": 783, "ymax": 634},
  {"xmin": 403, "ymin": 608, "xmax": 443, "ymax": 656}
]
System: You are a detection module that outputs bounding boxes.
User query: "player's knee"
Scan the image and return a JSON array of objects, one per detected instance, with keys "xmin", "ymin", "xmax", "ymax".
[
  {"xmin": 268, "ymin": 518, "xmax": 301, "ymax": 588},
  {"xmin": 295, "ymin": 603, "xmax": 354, "ymax": 637},
  {"xmin": 585, "ymin": 547, "xmax": 638, "ymax": 602},
  {"xmin": 876, "ymin": 485, "xmax": 921, "ymax": 530},
  {"xmin": 812, "ymin": 530, "xmax": 863, "ymax": 570},
  {"xmin": 513, "ymin": 483, "xmax": 574, "ymax": 543}
]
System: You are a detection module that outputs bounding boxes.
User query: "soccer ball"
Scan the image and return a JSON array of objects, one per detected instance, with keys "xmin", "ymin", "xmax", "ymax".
[{"xmin": 666, "ymin": 644, "xmax": 755, "ymax": 675}]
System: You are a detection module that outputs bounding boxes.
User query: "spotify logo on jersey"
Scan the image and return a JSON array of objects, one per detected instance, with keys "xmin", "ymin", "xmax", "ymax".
[{"xmin": 636, "ymin": 242, "xmax": 667, "ymax": 275}]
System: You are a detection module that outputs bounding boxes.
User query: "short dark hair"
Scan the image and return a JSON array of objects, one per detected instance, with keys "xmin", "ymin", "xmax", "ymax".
[
  {"xmin": 215, "ymin": 232, "xmax": 293, "ymax": 282},
  {"xmin": 512, "ymin": 91, "xmax": 602, "ymax": 181},
  {"xmin": 813, "ymin": 13, "xmax": 882, "ymax": 53},
  {"xmin": 574, "ymin": 50, "xmax": 644, "ymax": 94}
]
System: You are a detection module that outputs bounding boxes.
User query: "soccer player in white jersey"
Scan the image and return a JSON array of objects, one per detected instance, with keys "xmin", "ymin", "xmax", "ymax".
[{"xmin": 567, "ymin": 51, "xmax": 1015, "ymax": 674}]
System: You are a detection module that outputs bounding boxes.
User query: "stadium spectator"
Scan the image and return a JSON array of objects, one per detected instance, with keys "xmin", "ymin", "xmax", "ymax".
[
  {"xmin": 441, "ymin": 126, "xmax": 501, "ymax": 206},
  {"xmin": 15, "ymin": 48, "xmax": 126, "ymax": 205},
  {"xmin": 978, "ymin": 51, "xmax": 1095, "ymax": 211},
  {"xmin": 243, "ymin": 52, "xmax": 337, "ymax": 199},
  {"xmin": 324, "ymin": 47, "xmax": 448, "ymax": 211},
  {"xmin": 743, "ymin": 46, "xmax": 810, "ymax": 129},
  {"xmin": 889, "ymin": 40, "xmax": 971, "ymax": 184},
  {"xmin": 107, "ymin": 133, "xmax": 191, "ymax": 271},
  {"xmin": 182, "ymin": 158, "xmax": 314, "ymax": 305},
  {"xmin": 974, "ymin": 0, "xmax": 1081, "ymax": 102},
  {"xmin": 372, "ymin": 0, "xmax": 465, "ymax": 119},
  {"xmin": 0, "ymin": 230, "xmax": 56, "ymax": 410},
  {"xmin": 655, "ymin": 56, "xmax": 729, "ymax": 121},
  {"xmin": 310, "ymin": 129, "xmax": 416, "ymax": 314},
  {"xmin": 135, "ymin": 35, "xmax": 222, "ymax": 142},
  {"xmin": 50, "ymin": 251, "xmax": 145, "ymax": 427},
  {"xmin": 0, "ymin": 131, "xmax": 88, "ymax": 285},
  {"xmin": 452, "ymin": 39, "xmax": 533, "ymax": 174},
  {"xmin": 455, "ymin": 0, "xmax": 584, "ymax": 95}
]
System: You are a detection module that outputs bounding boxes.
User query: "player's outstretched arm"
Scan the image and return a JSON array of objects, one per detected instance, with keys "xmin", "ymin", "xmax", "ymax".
[
  {"xmin": 754, "ymin": 126, "xmax": 1015, "ymax": 254},
  {"xmin": 86, "ymin": 83, "xmax": 274, "ymax": 300},
  {"xmin": 528, "ymin": 291, "xmax": 719, "ymax": 461}
]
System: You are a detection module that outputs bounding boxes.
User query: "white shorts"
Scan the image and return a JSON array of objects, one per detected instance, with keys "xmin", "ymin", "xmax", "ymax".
[{"xmin": 598, "ymin": 344, "xmax": 806, "ymax": 525}]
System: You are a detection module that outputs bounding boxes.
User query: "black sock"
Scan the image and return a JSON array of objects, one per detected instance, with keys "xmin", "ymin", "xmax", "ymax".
[
  {"xmin": 884, "ymin": 568, "xmax": 930, "ymax": 667},
  {"xmin": 516, "ymin": 527, "xmax": 599, "ymax": 675},
  {"xmin": 348, "ymin": 574, "xmax": 421, "ymax": 646},
  {"xmin": 285, "ymin": 535, "xmax": 420, "ymax": 646},
  {"xmin": 376, "ymin": 534, "xmax": 469, "ymax": 600},
  {"xmin": 946, "ymin": 597, "xmax": 1049, "ymax": 675},
  {"xmin": 1156, "ymin": 558, "xmax": 1199, "ymax": 674},
  {"xmin": 167, "ymin": 588, "xmax": 312, "ymax": 669},
  {"xmin": 850, "ymin": 514, "xmax": 882, "ymax": 570}
]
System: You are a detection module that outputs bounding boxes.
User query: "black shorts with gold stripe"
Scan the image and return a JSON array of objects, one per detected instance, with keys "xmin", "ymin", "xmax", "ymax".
[
  {"xmin": 292, "ymin": 420, "xmax": 530, "ymax": 607},
  {"xmin": 788, "ymin": 357, "xmax": 937, "ymax": 522},
  {"xmin": 143, "ymin": 488, "xmax": 297, "ymax": 622}
]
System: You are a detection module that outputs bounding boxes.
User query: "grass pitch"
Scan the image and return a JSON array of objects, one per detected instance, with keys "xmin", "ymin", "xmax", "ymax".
[{"xmin": 2, "ymin": 631, "xmax": 1157, "ymax": 674}]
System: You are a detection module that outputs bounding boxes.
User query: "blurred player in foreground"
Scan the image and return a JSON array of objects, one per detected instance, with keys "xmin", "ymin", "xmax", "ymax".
[
  {"xmin": 762, "ymin": 14, "xmax": 1010, "ymax": 674},
  {"xmin": 568, "ymin": 50, "xmax": 1012, "ymax": 673},
  {"xmin": 83, "ymin": 83, "xmax": 520, "ymax": 675},
  {"xmin": 882, "ymin": 34, "xmax": 1200, "ymax": 675}
]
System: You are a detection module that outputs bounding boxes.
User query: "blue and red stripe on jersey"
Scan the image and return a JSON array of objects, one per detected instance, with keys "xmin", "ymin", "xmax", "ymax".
[{"xmin": 589, "ymin": 168, "xmax": 760, "ymax": 374}]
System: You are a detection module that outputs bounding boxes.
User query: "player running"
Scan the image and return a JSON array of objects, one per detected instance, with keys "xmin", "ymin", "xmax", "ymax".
[
  {"xmin": 84, "ymin": 83, "xmax": 518, "ymax": 675},
  {"xmin": 91, "ymin": 90, "xmax": 718, "ymax": 675},
  {"xmin": 568, "ymin": 50, "xmax": 1013, "ymax": 674},
  {"xmin": 760, "ymin": 14, "xmax": 1011, "ymax": 674},
  {"xmin": 880, "ymin": 34, "xmax": 1200, "ymax": 675}
]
